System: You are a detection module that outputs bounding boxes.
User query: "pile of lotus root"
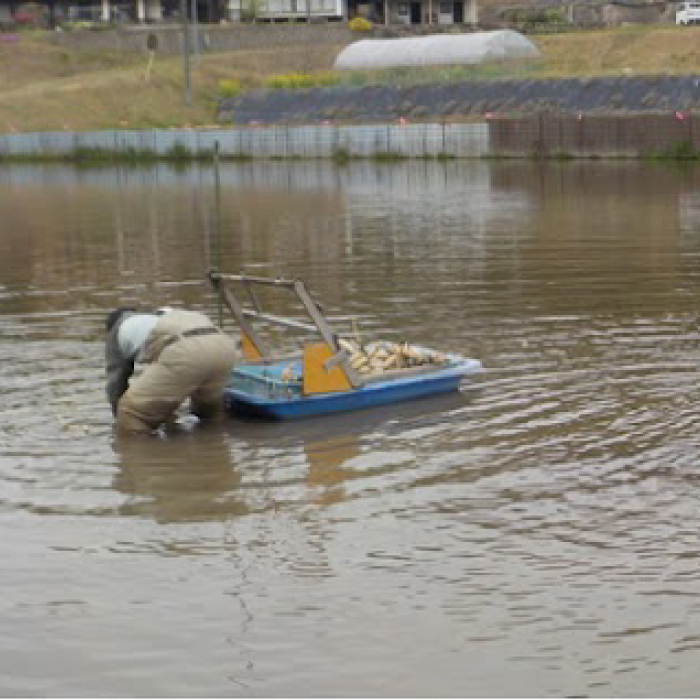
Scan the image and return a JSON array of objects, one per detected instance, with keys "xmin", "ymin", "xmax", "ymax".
[{"xmin": 339, "ymin": 339, "xmax": 447, "ymax": 375}]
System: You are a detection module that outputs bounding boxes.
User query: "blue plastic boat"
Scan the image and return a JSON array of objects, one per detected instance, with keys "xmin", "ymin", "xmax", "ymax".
[
  {"xmin": 224, "ymin": 353, "xmax": 482, "ymax": 421},
  {"xmin": 208, "ymin": 270, "xmax": 483, "ymax": 421}
]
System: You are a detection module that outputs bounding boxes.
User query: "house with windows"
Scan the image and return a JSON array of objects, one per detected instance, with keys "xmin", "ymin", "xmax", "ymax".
[
  {"xmin": 226, "ymin": 0, "xmax": 476, "ymax": 23},
  {"xmin": 227, "ymin": 0, "xmax": 345, "ymax": 21},
  {"xmin": 0, "ymin": 0, "xmax": 475, "ymax": 25},
  {"xmin": 0, "ymin": 0, "xmax": 220, "ymax": 24},
  {"xmin": 389, "ymin": 0, "xmax": 477, "ymax": 24}
]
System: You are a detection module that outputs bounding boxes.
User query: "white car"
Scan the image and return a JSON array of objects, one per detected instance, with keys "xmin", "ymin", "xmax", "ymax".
[{"xmin": 676, "ymin": 1, "xmax": 700, "ymax": 24}]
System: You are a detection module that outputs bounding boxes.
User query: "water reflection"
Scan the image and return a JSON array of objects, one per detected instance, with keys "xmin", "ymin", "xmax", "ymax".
[
  {"xmin": 229, "ymin": 391, "xmax": 476, "ymax": 509},
  {"xmin": 111, "ymin": 430, "xmax": 246, "ymax": 524},
  {"xmin": 111, "ymin": 391, "xmax": 475, "ymax": 525},
  {"xmin": 3, "ymin": 160, "xmax": 699, "ymax": 329}
]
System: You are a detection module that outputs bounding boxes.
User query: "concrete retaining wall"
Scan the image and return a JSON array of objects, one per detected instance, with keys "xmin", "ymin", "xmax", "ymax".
[
  {"xmin": 0, "ymin": 123, "xmax": 490, "ymax": 158},
  {"xmin": 1, "ymin": 115, "xmax": 698, "ymax": 160}
]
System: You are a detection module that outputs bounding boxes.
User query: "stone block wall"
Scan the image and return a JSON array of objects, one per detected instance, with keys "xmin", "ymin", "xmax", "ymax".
[{"xmin": 49, "ymin": 23, "xmax": 355, "ymax": 55}]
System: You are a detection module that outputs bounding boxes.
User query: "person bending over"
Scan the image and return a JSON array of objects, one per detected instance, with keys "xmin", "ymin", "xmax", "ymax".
[{"xmin": 105, "ymin": 306, "xmax": 237, "ymax": 433}]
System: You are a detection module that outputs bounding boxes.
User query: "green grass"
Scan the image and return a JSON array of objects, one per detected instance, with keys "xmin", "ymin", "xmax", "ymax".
[
  {"xmin": 643, "ymin": 140, "xmax": 700, "ymax": 161},
  {"xmin": 331, "ymin": 59, "xmax": 549, "ymax": 89}
]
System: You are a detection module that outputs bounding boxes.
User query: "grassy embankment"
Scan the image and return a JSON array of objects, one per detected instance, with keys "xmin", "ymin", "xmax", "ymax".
[{"xmin": 1, "ymin": 23, "xmax": 699, "ymax": 133}]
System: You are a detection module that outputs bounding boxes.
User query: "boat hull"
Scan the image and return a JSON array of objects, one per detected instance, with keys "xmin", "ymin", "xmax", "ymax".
[{"xmin": 224, "ymin": 358, "xmax": 482, "ymax": 420}]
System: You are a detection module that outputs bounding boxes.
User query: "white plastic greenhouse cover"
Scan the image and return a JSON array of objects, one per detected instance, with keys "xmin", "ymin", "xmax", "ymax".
[{"xmin": 333, "ymin": 30, "xmax": 541, "ymax": 71}]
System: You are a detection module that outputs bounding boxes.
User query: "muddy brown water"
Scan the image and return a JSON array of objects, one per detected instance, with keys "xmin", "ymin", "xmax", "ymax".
[{"xmin": 1, "ymin": 160, "xmax": 700, "ymax": 697}]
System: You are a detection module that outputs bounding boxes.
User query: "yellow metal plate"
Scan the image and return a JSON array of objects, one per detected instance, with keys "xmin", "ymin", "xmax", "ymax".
[
  {"xmin": 242, "ymin": 333, "xmax": 262, "ymax": 360},
  {"xmin": 302, "ymin": 342, "xmax": 352, "ymax": 395}
]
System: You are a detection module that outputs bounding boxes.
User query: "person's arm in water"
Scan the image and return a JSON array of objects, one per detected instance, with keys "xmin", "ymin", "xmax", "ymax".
[
  {"xmin": 105, "ymin": 316, "xmax": 135, "ymax": 417},
  {"xmin": 106, "ymin": 351, "xmax": 135, "ymax": 416}
]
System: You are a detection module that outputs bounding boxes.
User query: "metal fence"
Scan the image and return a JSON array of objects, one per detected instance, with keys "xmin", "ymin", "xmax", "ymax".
[
  {"xmin": 489, "ymin": 113, "xmax": 700, "ymax": 158},
  {"xmin": 0, "ymin": 123, "xmax": 490, "ymax": 160}
]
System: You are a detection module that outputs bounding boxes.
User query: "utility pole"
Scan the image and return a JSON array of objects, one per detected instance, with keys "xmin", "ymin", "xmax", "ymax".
[
  {"xmin": 180, "ymin": 0, "xmax": 192, "ymax": 106},
  {"xmin": 191, "ymin": 0, "xmax": 200, "ymax": 67}
]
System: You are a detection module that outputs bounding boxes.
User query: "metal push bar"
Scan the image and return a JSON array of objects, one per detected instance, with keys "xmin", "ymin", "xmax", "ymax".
[{"xmin": 207, "ymin": 270, "xmax": 364, "ymax": 388}]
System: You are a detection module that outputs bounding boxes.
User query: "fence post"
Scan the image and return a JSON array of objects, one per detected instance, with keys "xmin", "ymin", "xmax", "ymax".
[{"xmin": 687, "ymin": 113, "xmax": 694, "ymax": 154}]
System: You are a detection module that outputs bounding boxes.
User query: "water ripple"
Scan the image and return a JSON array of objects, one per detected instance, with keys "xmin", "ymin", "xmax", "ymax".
[{"xmin": 2, "ymin": 160, "xmax": 700, "ymax": 696}]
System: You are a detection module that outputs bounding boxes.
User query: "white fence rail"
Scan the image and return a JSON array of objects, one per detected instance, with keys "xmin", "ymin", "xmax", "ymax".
[{"xmin": 0, "ymin": 123, "xmax": 490, "ymax": 159}]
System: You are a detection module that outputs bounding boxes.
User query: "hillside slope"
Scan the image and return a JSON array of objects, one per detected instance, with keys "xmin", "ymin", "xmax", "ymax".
[{"xmin": 1, "ymin": 25, "xmax": 699, "ymax": 132}]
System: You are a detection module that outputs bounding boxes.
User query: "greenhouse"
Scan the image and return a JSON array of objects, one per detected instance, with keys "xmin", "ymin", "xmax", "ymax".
[{"xmin": 333, "ymin": 30, "xmax": 541, "ymax": 71}]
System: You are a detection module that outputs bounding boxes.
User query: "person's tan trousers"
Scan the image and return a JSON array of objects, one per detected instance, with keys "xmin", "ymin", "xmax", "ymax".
[{"xmin": 117, "ymin": 310, "xmax": 237, "ymax": 432}]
